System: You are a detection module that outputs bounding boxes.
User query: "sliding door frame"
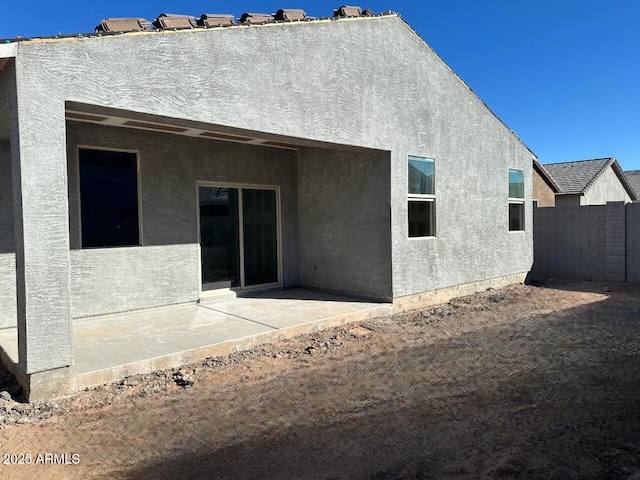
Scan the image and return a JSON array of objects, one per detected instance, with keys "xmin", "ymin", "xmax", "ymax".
[{"xmin": 196, "ymin": 181, "xmax": 283, "ymax": 297}]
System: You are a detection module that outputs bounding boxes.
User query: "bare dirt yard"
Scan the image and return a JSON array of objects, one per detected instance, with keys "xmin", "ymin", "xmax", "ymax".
[{"xmin": 1, "ymin": 280, "xmax": 640, "ymax": 479}]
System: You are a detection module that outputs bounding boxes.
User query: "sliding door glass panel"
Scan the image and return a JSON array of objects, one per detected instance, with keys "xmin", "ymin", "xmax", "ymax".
[
  {"xmin": 242, "ymin": 189, "xmax": 278, "ymax": 286},
  {"xmin": 199, "ymin": 187, "xmax": 240, "ymax": 289}
]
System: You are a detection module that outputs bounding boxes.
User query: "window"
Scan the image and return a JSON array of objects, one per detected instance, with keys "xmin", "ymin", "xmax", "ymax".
[
  {"xmin": 408, "ymin": 155, "xmax": 435, "ymax": 237},
  {"xmin": 508, "ymin": 168, "xmax": 525, "ymax": 231},
  {"xmin": 79, "ymin": 148, "xmax": 140, "ymax": 248}
]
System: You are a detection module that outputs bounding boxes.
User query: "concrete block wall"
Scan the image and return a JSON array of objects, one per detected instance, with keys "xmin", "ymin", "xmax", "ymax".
[
  {"xmin": 532, "ymin": 201, "xmax": 640, "ymax": 282},
  {"xmin": 627, "ymin": 202, "xmax": 640, "ymax": 282}
]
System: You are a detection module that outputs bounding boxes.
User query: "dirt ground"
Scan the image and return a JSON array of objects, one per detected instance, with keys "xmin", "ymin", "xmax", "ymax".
[{"xmin": 0, "ymin": 279, "xmax": 639, "ymax": 479}]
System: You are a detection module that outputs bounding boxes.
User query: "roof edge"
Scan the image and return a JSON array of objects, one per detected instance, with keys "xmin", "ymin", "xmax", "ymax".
[
  {"xmin": 0, "ymin": 43, "xmax": 17, "ymax": 58},
  {"xmin": 397, "ymin": 15, "xmax": 536, "ymax": 159},
  {"xmin": 2, "ymin": 12, "xmax": 398, "ymax": 46},
  {"xmin": 533, "ymin": 159, "xmax": 560, "ymax": 192},
  {"xmin": 580, "ymin": 157, "xmax": 613, "ymax": 194},
  {"xmin": 610, "ymin": 158, "xmax": 639, "ymax": 201}
]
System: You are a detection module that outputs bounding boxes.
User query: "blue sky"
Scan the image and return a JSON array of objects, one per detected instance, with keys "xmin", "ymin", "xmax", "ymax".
[{"xmin": 2, "ymin": 1, "xmax": 639, "ymax": 170}]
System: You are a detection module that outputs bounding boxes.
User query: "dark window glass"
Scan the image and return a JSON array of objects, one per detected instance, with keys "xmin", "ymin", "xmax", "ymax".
[
  {"xmin": 243, "ymin": 189, "xmax": 278, "ymax": 286},
  {"xmin": 79, "ymin": 149, "xmax": 139, "ymax": 248},
  {"xmin": 509, "ymin": 203, "xmax": 525, "ymax": 231},
  {"xmin": 408, "ymin": 200, "xmax": 435, "ymax": 237},
  {"xmin": 199, "ymin": 187, "xmax": 240, "ymax": 289}
]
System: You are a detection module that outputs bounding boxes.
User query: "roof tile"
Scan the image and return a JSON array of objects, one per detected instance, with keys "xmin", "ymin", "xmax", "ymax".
[
  {"xmin": 544, "ymin": 158, "xmax": 612, "ymax": 195},
  {"xmin": 624, "ymin": 170, "xmax": 640, "ymax": 198}
]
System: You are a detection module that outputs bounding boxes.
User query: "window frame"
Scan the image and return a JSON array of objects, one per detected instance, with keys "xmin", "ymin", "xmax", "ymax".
[
  {"xmin": 508, "ymin": 168, "xmax": 525, "ymax": 232},
  {"xmin": 77, "ymin": 146, "xmax": 143, "ymax": 248},
  {"xmin": 408, "ymin": 154, "xmax": 436, "ymax": 238}
]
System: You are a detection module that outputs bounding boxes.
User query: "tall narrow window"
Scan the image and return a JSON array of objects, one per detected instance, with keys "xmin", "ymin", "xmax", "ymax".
[
  {"xmin": 408, "ymin": 155, "xmax": 435, "ymax": 237},
  {"xmin": 79, "ymin": 148, "xmax": 140, "ymax": 248},
  {"xmin": 508, "ymin": 168, "xmax": 525, "ymax": 231}
]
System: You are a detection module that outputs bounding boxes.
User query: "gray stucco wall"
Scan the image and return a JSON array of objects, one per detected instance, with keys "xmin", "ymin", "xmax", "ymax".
[
  {"xmin": 0, "ymin": 140, "xmax": 16, "ymax": 328},
  {"xmin": 297, "ymin": 149, "xmax": 392, "ymax": 300},
  {"xmin": 0, "ymin": 253, "xmax": 16, "ymax": 329},
  {"xmin": 66, "ymin": 122, "xmax": 298, "ymax": 318},
  {"xmin": 12, "ymin": 15, "xmax": 534, "ymax": 313},
  {"xmin": 0, "ymin": 140, "xmax": 13, "ymax": 253},
  {"xmin": 555, "ymin": 195, "xmax": 581, "ymax": 207},
  {"xmin": 582, "ymin": 165, "xmax": 631, "ymax": 205}
]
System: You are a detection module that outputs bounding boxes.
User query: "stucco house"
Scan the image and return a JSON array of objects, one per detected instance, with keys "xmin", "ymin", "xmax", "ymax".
[
  {"xmin": 624, "ymin": 170, "xmax": 640, "ymax": 199},
  {"xmin": 0, "ymin": 7, "xmax": 535, "ymax": 398},
  {"xmin": 533, "ymin": 159, "xmax": 560, "ymax": 207},
  {"xmin": 544, "ymin": 158, "xmax": 637, "ymax": 206}
]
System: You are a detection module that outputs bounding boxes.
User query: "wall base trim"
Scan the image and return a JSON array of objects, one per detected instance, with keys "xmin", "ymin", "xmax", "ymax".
[{"xmin": 392, "ymin": 272, "xmax": 529, "ymax": 313}]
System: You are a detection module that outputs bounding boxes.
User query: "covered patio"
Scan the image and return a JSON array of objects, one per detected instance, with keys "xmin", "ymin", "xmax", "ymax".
[{"xmin": 0, "ymin": 289, "xmax": 391, "ymax": 396}]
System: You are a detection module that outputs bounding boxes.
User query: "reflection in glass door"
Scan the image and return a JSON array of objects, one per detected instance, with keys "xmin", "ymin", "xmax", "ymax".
[
  {"xmin": 199, "ymin": 187, "xmax": 240, "ymax": 290},
  {"xmin": 199, "ymin": 185, "xmax": 279, "ymax": 292},
  {"xmin": 243, "ymin": 189, "xmax": 278, "ymax": 286}
]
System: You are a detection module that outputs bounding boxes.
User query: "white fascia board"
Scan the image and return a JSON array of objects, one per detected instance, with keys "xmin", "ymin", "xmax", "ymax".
[{"xmin": 0, "ymin": 43, "xmax": 17, "ymax": 58}]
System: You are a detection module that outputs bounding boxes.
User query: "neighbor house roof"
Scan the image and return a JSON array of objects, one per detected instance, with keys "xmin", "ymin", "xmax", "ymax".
[
  {"xmin": 544, "ymin": 157, "xmax": 637, "ymax": 200},
  {"xmin": 624, "ymin": 170, "xmax": 640, "ymax": 198},
  {"xmin": 533, "ymin": 159, "xmax": 560, "ymax": 192}
]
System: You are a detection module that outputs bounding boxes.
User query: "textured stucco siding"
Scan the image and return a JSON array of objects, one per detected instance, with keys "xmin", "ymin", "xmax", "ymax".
[
  {"xmin": 533, "ymin": 168, "xmax": 555, "ymax": 207},
  {"xmin": 66, "ymin": 122, "xmax": 298, "ymax": 317},
  {"xmin": 7, "ymin": 50, "xmax": 74, "ymax": 372},
  {"xmin": 297, "ymin": 149, "xmax": 391, "ymax": 300},
  {"xmin": 555, "ymin": 194, "xmax": 581, "ymax": 207},
  {"xmin": 0, "ymin": 254, "xmax": 16, "ymax": 329},
  {"xmin": 12, "ymin": 16, "xmax": 533, "ymax": 313},
  {"xmin": 384, "ymin": 25, "xmax": 533, "ymax": 297},
  {"xmin": 0, "ymin": 62, "xmax": 11, "ymax": 141},
  {"xmin": 581, "ymin": 165, "xmax": 631, "ymax": 205},
  {"xmin": 0, "ymin": 140, "xmax": 16, "ymax": 328},
  {"xmin": 0, "ymin": 140, "xmax": 13, "ymax": 253},
  {"xmin": 70, "ymin": 246, "xmax": 199, "ymax": 318}
]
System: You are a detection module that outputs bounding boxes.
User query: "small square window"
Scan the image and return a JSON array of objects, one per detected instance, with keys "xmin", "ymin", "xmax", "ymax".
[{"xmin": 409, "ymin": 200, "xmax": 435, "ymax": 237}]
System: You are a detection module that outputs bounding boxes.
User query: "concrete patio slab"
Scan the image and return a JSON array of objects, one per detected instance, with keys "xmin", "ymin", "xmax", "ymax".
[{"xmin": 0, "ymin": 288, "xmax": 392, "ymax": 396}]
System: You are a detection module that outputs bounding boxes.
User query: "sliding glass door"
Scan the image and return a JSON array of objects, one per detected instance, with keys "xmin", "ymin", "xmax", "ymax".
[{"xmin": 199, "ymin": 185, "xmax": 279, "ymax": 292}]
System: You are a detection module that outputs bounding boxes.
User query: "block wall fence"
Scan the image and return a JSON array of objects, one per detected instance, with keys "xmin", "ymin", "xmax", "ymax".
[{"xmin": 532, "ymin": 201, "xmax": 640, "ymax": 282}]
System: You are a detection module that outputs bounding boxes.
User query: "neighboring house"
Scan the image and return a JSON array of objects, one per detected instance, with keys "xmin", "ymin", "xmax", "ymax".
[
  {"xmin": 544, "ymin": 158, "xmax": 637, "ymax": 206},
  {"xmin": 624, "ymin": 170, "xmax": 640, "ymax": 199},
  {"xmin": 0, "ymin": 8, "xmax": 535, "ymax": 398},
  {"xmin": 533, "ymin": 159, "xmax": 560, "ymax": 207}
]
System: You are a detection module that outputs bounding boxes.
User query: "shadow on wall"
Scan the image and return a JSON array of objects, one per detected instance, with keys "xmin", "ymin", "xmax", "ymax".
[{"xmin": 0, "ymin": 140, "xmax": 13, "ymax": 254}]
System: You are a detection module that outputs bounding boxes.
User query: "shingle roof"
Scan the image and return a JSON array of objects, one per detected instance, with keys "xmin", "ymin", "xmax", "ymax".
[
  {"xmin": 544, "ymin": 158, "xmax": 613, "ymax": 195},
  {"xmin": 625, "ymin": 170, "xmax": 640, "ymax": 198},
  {"xmin": 544, "ymin": 157, "xmax": 637, "ymax": 200}
]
